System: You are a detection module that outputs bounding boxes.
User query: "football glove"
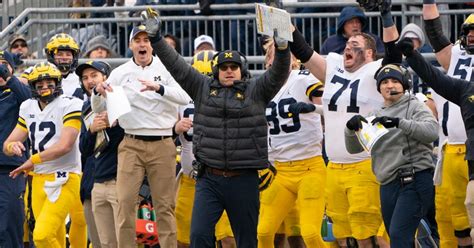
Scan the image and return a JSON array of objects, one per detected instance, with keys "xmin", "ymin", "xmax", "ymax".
[
  {"xmin": 288, "ymin": 102, "xmax": 316, "ymax": 115},
  {"xmin": 0, "ymin": 64, "xmax": 11, "ymax": 81},
  {"xmin": 356, "ymin": 0, "xmax": 382, "ymax": 11},
  {"xmin": 141, "ymin": 7, "xmax": 161, "ymax": 40},
  {"xmin": 371, "ymin": 116, "xmax": 399, "ymax": 128},
  {"xmin": 397, "ymin": 37, "xmax": 415, "ymax": 57},
  {"xmin": 346, "ymin": 115, "xmax": 367, "ymax": 131},
  {"xmin": 259, "ymin": 164, "xmax": 277, "ymax": 191},
  {"xmin": 274, "ymin": 29, "xmax": 288, "ymax": 50}
]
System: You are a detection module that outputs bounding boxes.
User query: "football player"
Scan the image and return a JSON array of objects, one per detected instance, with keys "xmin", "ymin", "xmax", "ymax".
[
  {"xmin": 287, "ymin": 1, "xmax": 401, "ymax": 246},
  {"xmin": 257, "ymin": 40, "xmax": 326, "ymax": 248},
  {"xmin": 423, "ymin": 1, "xmax": 473, "ymax": 245},
  {"xmin": 5, "ymin": 62, "xmax": 83, "ymax": 248}
]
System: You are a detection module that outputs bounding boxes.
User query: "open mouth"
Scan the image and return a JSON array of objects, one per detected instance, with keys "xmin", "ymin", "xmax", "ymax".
[
  {"xmin": 138, "ymin": 50, "xmax": 147, "ymax": 55},
  {"xmin": 345, "ymin": 53, "xmax": 353, "ymax": 61}
]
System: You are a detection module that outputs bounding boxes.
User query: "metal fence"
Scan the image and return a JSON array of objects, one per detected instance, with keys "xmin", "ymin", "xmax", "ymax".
[
  {"xmin": 1, "ymin": 0, "xmax": 69, "ymax": 29},
  {"xmin": 1, "ymin": 1, "xmax": 473, "ymax": 70}
]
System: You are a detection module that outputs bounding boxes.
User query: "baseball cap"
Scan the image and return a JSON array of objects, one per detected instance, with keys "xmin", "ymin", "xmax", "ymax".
[
  {"xmin": 215, "ymin": 50, "xmax": 242, "ymax": 67},
  {"xmin": 129, "ymin": 25, "xmax": 148, "ymax": 42},
  {"xmin": 8, "ymin": 34, "xmax": 27, "ymax": 48},
  {"xmin": 194, "ymin": 35, "xmax": 215, "ymax": 51},
  {"xmin": 75, "ymin": 60, "xmax": 112, "ymax": 78}
]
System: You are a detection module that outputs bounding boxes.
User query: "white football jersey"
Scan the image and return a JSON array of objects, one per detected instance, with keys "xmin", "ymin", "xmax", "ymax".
[
  {"xmin": 178, "ymin": 101, "xmax": 195, "ymax": 176},
  {"xmin": 61, "ymin": 73, "xmax": 84, "ymax": 100},
  {"xmin": 19, "ymin": 95, "xmax": 83, "ymax": 174},
  {"xmin": 323, "ymin": 53, "xmax": 383, "ymax": 163},
  {"xmin": 266, "ymin": 69, "xmax": 323, "ymax": 162},
  {"xmin": 434, "ymin": 44, "xmax": 471, "ymax": 144}
]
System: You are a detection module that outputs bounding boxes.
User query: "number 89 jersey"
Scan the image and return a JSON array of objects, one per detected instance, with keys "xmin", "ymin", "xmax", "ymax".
[
  {"xmin": 266, "ymin": 69, "xmax": 323, "ymax": 162},
  {"xmin": 323, "ymin": 53, "xmax": 383, "ymax": 163},
  {"xmin": 178, "ymin": 101, "xmax": 195, "ymax": 176},
  {"xmin": 18, "ymin": 95, "xmax": 83, "ymax": 174}
]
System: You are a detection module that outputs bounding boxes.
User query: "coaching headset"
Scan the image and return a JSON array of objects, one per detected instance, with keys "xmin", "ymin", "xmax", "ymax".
[{"xmin": 211, "ymin": 50, "xmax": 250, "ymax": 80}]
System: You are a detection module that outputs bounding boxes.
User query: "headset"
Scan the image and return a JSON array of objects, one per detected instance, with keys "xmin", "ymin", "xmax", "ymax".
[
  {"xmin": 374, "ymin": 63, "xmax": 412, "ymax": 92},
  {"xmin": 211, "ymin": 50, "xmax": 250, "ymax": 80}
]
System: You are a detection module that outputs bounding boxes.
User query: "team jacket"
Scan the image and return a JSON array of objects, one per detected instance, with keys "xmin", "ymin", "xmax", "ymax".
[
  {"xmin": 406, "ymin": 51, "xmax": 474, "ymax": 161},
  {"xmin": 152, "ymin": 38, "xmax": 291, "ymax": 170},
  {"xmin": 0, "ymin": 76, "xmax": 31, "ymax": 172}
]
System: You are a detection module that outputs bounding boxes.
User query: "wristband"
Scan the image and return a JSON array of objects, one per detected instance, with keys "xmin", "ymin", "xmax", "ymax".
[
  {"xmin": 381, "ymin": 11, "xmax": 394, "ymax": 28},
  {"xmin": 423, "ymin": 0, "xmax": 435, "ymax": 4},
  {"xmin": 31, "ymin": 153, "xmax": 42, "ymax": 165}
]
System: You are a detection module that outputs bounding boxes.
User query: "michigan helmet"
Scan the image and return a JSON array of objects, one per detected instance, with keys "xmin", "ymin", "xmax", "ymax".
[
  {"xmin": 460, "ymin": 14, "xmax": 474, "ymax": 54},
  {"xmin": 192, "ymin": 50, "xmax": 216, "ymax": 76},
  {"xmin": 44, "ymin": 33, "xmax": 80, "ymax": 73},
  {"xmin": 28, "ymin": 62, "xmax": 62, "ymax": 103}
]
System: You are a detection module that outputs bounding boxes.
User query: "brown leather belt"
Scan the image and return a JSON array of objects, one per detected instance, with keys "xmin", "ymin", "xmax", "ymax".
[{"xmin": 206, "ymin": 167, "xmax": 243, "ymax": 177}]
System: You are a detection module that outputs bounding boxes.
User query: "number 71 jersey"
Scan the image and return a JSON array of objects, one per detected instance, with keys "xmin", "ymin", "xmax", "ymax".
[
  {"xmin": 18, "ymin": 95, "xmax": 83, "ymax": 174},
  {"xmin": 323, "ymin": 53, "xmax": 383, "ymax": 163}
]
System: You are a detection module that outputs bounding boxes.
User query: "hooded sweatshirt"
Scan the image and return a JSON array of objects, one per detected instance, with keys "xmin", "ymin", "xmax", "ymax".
[
  {"xmin": 320, "ymin": 6, "xmax": 385, "ymax": 55},
  {"xmin": 344, "ymin": 94, "xmax": 438, "ymax": 185}
]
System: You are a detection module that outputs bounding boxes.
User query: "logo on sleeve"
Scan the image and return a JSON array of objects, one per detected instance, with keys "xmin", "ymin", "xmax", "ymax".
[{"xmin": 469, "ymin": 95, "xmax": 474, "ymax": 103}]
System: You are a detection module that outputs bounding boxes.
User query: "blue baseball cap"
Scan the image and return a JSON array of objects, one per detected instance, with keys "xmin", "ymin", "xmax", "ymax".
[
  {"xmin": 75, "ymin": 60, "xmax": 111, "ymax": 78},
  {"xmin": 129, "ymin": 25, "xmax": 148, "ymax": 42}
]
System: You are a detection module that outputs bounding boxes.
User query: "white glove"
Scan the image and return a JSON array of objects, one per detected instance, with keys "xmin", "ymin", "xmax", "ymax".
[{"xmin": 274, "ymin": 29, "xmax": 288, "ymax": 50}]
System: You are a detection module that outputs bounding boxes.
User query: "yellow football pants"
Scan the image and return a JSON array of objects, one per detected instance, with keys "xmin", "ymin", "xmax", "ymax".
[
  {"xmin": 326, "ymin": 159, "xmax": 382, "ymax": 240},
  {"xmin": 32, "ymin": 173, "xmax": 80, "ymax": 248},
  {"xmin": 258, "ymin": 155, "xmax": 327, "ymax": 248}
]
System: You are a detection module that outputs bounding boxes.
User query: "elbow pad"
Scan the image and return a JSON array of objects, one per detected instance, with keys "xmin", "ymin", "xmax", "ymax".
[
  {"xmin": 289, "ymin": 29, "xmax": 314, "ymax": 63},
  {"xmin": 424, "ymin": 17, "xmax": 451, "ymax": 52}
]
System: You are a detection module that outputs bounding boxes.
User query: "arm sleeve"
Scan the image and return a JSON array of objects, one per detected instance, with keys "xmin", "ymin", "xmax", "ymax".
[
  {"xmin": 406, "ymin": 51, "xmax": 465, "ymax": 105},
  {"xmin": 254, "ymin": 46, "xmax": 291, "ymax": 103},
  {"xmin": 398, "ymin": 100, "xmax": 439, "ymax": 143},
  {"xmin": 159, "ymin": 80, "xmax": 192, "ymax": 105},
  {"xmin": 7, "ymin": 76, "xmax": 31, "ymax": 103},
  {"xmin": 344, "ymin": 128, "xmax": 365, "ymax": 154},
  {"xmin": 152, "ymin": 39, "xmax": 208, "ymax": 100}
]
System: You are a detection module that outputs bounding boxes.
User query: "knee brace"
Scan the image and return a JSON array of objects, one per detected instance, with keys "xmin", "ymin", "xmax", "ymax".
[{"xmin": 454, "ymin": 228, "xmax": 471, "ymax": 238}]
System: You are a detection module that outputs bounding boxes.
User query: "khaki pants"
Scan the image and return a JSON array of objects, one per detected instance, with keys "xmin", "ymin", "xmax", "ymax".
[
  {"xmin": 116, "ymin": 136, "xmax": 177, "ymax": 248},
  {"xmin": 92, "ymin": 180, "xmax": 119, "ymax": 248},
  {"xmin": 83, "ymin": 199, "xmax": 101, "ymax": 248}
]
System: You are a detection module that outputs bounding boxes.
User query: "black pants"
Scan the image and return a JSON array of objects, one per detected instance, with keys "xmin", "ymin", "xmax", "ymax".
[
  {"xmin": 380, "ymin": 169, "xmax": 436, "ymax": 247},
  {"xmin": 190, "ymin": 169, "xmax": 259, "ymax": 248},
  {"xmin": 0, "ymin": 173, "xmax": 25, "ymax": 248}
]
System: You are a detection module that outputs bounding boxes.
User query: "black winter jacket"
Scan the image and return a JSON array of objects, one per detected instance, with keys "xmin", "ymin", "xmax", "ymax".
[{"xmin": 153, "ymin": 39, "xmax": 290, "ymax": 170}]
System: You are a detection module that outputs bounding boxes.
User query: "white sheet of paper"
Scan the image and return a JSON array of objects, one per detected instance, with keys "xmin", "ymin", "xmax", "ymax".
[
  {"xmin": 255, "ymin": 3, "xmax": 293, "ymax": 42},
  {"xmin": 355, "ymin": 116, "xmax": 389, "ymax": 152},
  {"xmin": 106, "ymin": 86, "xmax": 131, "ymax": 124}
]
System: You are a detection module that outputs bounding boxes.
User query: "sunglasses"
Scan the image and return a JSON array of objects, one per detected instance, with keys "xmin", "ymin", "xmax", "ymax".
[
  {"xmin": 12, "ymin": 42, "xmax": 27, "ymax": 49},
  {"xmin": 219, "ymin": 64, "xmax": 239, "ymax": 71}
]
